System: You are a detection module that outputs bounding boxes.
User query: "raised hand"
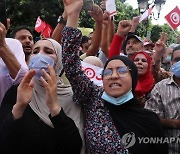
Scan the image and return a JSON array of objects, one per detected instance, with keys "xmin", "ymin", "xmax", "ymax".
[
  {"xmin": 40, "ymin": 65, "xmax": 61, "ymax": 116},
  {"xmin": 12, "ymin": 70, "xmax": 35, "ymax": 119},
  {"xmin": 117, "ymin": 20, "xmax": 132, "ymax": 37},
  {"xmin": 89, "ymin": 5, "xmax": 103, "ymax": 23},
  {"xmin": 16, "ymin": 70, "xmax": 35, "ymax": 107},
  {"xmin": 63, "ymin": 0, "xmax": 83, "ymax": 17},
  {"xmin": 0, "ymin": 21, "xmax": 8, "ymax": 48},
  {"xmin": 102, "ymin": 11, "xmax": 110, "ymax": 26},
  {"xmin": 159, "ymin": 32, "xmax": 168, "ymax": 45},
  {"xmin": 64, "ymin": 0, "xmax": 83, "ymax": 28},
  {"xmin": 153, "ymin": 40, "xmax": 166, "ymax": 61},
  {"xmin": 130, "ymin": 16, "xmax": 140, "ymax": 32}
]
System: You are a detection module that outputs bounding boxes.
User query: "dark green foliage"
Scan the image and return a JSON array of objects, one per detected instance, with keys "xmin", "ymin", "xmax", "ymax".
[
  {"xmin": 5, "ymin": 0, "xmax": 179, "ymax": 44},
  {"xmin": 151, "ymin": 24, "xmax": 179, "ymax": 45},
  {"xmin": 6, "ymin": 0, "xmax": 63, "ymax": 37}
]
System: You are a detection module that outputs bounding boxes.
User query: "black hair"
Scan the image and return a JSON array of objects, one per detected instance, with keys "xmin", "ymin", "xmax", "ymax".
[
  {"xmin": 11, "ymin": 26, "xmax": 33, "ymax": 38},
  {"xmin": 81, "ymin": 35, "xmax": 89, "ymax": 47},
  {"xmin": 103, "ymin": 55, "xmax": 138, "ymax": 94},
  {"xmin": 171, "ymin": 44, "xmax": 180, "ymax": 61}
]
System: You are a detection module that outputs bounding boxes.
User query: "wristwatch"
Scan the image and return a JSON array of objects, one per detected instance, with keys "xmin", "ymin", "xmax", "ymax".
[{"xmin": 57, "ymin": 16, "xmax": 67, "ymax": 25}]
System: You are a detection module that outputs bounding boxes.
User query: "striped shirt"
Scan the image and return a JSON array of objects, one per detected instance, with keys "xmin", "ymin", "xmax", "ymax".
[{"xmin": 145, "ymin": 76, "xmax": 180, "ymax": 154}]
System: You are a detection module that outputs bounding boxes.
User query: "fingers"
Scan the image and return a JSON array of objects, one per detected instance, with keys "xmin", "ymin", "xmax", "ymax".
[
  {"xmin": 40, "ymin": 65, "xmax": 57, "ymax": 88},
  {"xmin": 103, "ymin": 11, "xmax": 110, "ymax": 25},
  {"xmin": 132, "ymin": 16, "xmax": 140, "ymax": 23},
  {"xmin": 0, "ymin": 22, "xmax": 6, "ymax": 29},
  {"xmin": 119, "ymin": 20, "xmax": 132, "ymax": 28},
  {"xmin": 100, "ymin": 1, "xmax": 106, "ymax": 10},
  {"xmin": 7, "ymin": 19, "xmax": 10, "ymax": 30},
  {"xmin": 20, "ymin": 70, "xmax": 36, "ymax": 86},
  {"xmin": 103, "ymin": 11, "xmax": 110, "ymax": 19},
  {"xmin": 89, "ymin": 4, "xmax": 102, "ymax": 15}
]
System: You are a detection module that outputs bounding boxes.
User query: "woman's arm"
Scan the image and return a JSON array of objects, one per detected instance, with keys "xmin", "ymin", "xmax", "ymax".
[
  {"xmin": 108, "ymin": 20, "xmax": 132, "ymax": 59},
  {"xmin": 62, "ymin": 0, "xmax": 99, "ymax": 105}
]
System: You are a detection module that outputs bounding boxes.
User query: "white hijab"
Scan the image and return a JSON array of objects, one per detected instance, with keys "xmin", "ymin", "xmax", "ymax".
[{"xmin": 29, "ymin": 38, "xmax": 84, "ymax": 130}]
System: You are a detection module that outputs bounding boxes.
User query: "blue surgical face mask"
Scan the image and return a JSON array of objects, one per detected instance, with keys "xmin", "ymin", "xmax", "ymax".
[
  {"xmin": 165, "ymin": 55, "xmax": 171, "ymax": 62},
  {"xmin": 29, "ymin": 53, "xmax": 54, "ymax": 80},
  {"xmin": 170, "ymin": 61, "xmax": 180, "ymax": 78},
  {"xmin": 101, "ymin": 90, "xmax": 133, "ymax": 106}
]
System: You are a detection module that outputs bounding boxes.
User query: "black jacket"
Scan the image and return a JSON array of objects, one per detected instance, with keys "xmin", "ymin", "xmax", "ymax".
[{"xmin": 0, "ymin": 85, "xmax": 82, "ymax": 154}]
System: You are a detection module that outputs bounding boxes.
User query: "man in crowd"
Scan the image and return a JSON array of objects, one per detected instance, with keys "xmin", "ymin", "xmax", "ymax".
[
  {"xmin": 145, "ymin": 45, "xmax": 180, "ymax": 154},
  {"xmin": 11, "ymin": 26, "xmax": 34, "ymax": 64},
  {"xmin": 124, "ymin": 34, "xmax": 143, "ymax": 58}
]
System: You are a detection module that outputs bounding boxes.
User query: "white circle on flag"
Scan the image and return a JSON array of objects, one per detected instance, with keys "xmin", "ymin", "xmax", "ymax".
[
  {"xmin": 35, "ymin": 18, "xmax": 41, "ymax": 28},
  {"xmin": 170, "ymin": 12, "xmax": 179, "ymax": 25}
]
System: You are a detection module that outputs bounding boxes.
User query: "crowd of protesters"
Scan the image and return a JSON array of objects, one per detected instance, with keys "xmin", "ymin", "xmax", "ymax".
[{"xmin": 0, "ymin": 0, "xmax": 180, "ymax": 154}]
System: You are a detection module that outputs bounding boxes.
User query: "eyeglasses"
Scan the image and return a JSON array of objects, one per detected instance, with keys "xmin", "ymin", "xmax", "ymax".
[{"xmin": 102, "ymin": 66, "xmax": 130, "ymax": 79}]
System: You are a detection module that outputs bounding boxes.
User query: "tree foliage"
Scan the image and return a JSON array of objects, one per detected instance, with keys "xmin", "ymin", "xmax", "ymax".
[
  {"xmin": 5, "ymin": 0, "xmax": 179, "ymax": 45},
  {"xmin": 6, "ymin": 0, "xmax": 63, "ymax": 36},
  {"xmin": 151, "ymin": 24, "xmax": 179, "ymax": 45}
]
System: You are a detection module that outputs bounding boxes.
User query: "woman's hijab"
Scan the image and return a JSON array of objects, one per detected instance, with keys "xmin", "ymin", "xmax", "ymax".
[
  {"xmin": 132, "ymin": 51, "xmax": 154, "ymax": 97},
  {"xmin": 104, "ymin": 56, "xmax": 167, "ymax": 154},
  {"xmin": 104, "ymin": 55, "xmax": 138, "ymax": 93},
  {"xmin": 29, "ymin": 38, "xmax": 83, "ymax": 129}
]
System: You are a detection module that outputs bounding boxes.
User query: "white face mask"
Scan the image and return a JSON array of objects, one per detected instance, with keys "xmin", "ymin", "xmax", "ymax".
[{"xmin": 29, "ymin": 53, "xmax": 54, "ymax": 80}]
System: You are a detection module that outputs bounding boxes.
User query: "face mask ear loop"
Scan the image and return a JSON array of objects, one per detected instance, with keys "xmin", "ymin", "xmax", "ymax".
[{"xmin": 53, "ymin": 61, "xmax": 58, "ymax": 76}]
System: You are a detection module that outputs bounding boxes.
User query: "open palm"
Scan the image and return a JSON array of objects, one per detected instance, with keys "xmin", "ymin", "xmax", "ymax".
[{"xmin": 16, "ymin": 70, "xmax": 35, "ymax": 107}]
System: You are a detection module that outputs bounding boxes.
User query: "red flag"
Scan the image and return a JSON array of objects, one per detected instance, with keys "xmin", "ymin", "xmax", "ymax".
[
  {"xmin": 41, "ymin": 23, "xmax": 53, "ymax": 38},
  {"xmin": 165, "ymin": 6, "xmax": 180, "ymax": 30},
  {"xmin": 35, "ymin": 16, "xmax": 46, "ymax": 33}
]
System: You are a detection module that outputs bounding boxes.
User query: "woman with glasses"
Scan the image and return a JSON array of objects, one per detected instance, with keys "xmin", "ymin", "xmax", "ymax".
[{"xmin": 61, "ymin": 0, "xmax": 168, "ymax": 153}]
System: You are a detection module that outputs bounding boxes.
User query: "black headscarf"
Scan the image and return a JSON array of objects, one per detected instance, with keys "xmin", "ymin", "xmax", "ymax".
[
  {"xmin": 104, "ymin": 56, "xmax": 168, "ymax": 154},
  {"xmin": 104, "ymin": 55, "xmax": 138, "ymax": 94}
]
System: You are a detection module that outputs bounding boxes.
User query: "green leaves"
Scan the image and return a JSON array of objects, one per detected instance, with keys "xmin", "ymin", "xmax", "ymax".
[{"xmin": 5, "ymin": 0, "xmax": 179, "ymax": 45}]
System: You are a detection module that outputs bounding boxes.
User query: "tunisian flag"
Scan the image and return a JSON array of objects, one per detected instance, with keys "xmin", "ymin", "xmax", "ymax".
[
  {"xmin": 35, "ymin": 16, "xmax": 53, "ymax": 38},
  {"xmin": 165, "ymin": 6, "xmax": 180, "ymax": 30},
  {"xmin": 139, "ymin": 5, "xmax": 155, "ymax": 23},
  {"xmin": 41, "ymin": 23, "xmax": 53, "ymax": 38},
  {"xmin": 35, "ymin": 16, "xmax": 46, "ymax": 33}
]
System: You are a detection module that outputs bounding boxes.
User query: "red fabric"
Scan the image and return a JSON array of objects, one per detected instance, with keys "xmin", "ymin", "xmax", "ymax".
[
  {"xmin": 108, "ymin": 34, "xmax": 124, "ymax": 59},
  {"xmin": 165, "ymin": 6, "xmax": 180, "ymax": 30},
  {"xmin": 35, "ymin": 16, "xmax": 46, "ymax": 33},
  {"xmin": 132, "ymin": 51, "xmax": 154, "ymax": 97},
  {"xmin": 41, "ymin": 23, "xmax": 54, "ymax": 38},
  {"xmin": 148, "ymin": 5, "xmax": 155, "ymax": 15}
]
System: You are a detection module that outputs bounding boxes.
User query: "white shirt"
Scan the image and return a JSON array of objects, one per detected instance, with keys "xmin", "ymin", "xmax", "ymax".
[{"xmin": 0, "ymin": 38, "xmax": 28, "ymax": 104}]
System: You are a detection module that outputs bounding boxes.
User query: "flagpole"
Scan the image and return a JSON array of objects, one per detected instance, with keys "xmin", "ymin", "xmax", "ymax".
[
  {"xmin": 166, "ymin": 21, "xmax": 179, "ymax": 36},
  {"xmin": 171, "ymin": 28, "xmax": 178, "ymax": 36}
]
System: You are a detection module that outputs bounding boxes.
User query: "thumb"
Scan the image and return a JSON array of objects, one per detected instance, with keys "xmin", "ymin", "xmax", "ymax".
[{"xmin": 7, "ymin": 19, "xmax": 10, "ymax": 30}]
